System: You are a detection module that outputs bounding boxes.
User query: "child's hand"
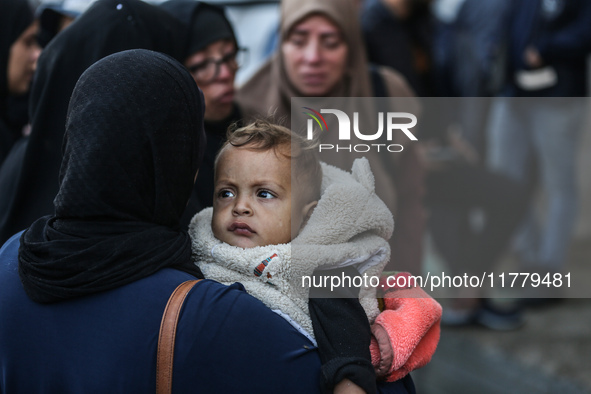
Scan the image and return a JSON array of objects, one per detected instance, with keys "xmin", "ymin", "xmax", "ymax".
[
  {"xmin": 370, "ymin": 324, "xmax": 393, "ymax": 378},
  {"xmin": 370, "ymin": 272, "xmax": 442, "ymax": 381}
]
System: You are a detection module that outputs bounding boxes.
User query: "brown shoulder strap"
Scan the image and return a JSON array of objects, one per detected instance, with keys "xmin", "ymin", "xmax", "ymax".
[{"xmin": 156, "ymin": 279, "xmax": 201, "ymax": 394}]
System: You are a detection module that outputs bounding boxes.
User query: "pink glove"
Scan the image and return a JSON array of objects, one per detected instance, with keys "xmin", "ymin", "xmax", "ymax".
[{"xmin": 369, "ymin": 272, "xmax": 442, "ymax": 381}]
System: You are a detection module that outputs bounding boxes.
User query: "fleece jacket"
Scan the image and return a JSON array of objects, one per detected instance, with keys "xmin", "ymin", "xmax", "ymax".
[{"xmin": 189, "ymin": 158, "xmax": 394, "ymax": 338}]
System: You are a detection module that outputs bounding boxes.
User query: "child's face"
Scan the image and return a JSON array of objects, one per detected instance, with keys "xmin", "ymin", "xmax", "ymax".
[{"xmin": 212, "ymin": 145, "xmax": 313, "ymax": 248}]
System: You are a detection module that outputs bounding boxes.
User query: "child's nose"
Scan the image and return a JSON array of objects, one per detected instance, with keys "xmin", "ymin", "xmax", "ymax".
[{"xmin": 233, "ymin": 197, "xmax": 252, "ymax": 216}]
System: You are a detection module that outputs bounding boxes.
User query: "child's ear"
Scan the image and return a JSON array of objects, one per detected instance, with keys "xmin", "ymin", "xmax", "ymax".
[{"xmin": 300, "ymin": 200, "xmax": 318, "ymax": 229}]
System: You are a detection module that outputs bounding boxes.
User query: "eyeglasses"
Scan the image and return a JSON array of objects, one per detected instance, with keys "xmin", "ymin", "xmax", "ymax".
[{"xmin": 187, "ymin": 48, "xmax": 248, "ymax": 84}]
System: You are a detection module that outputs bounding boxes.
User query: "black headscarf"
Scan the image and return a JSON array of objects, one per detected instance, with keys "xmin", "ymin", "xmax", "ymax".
[
  {"xmin": 19, "ymin": 49, "xmax": 206, "ymax": 304},
  {"xmin": 0, "ymin": 0, "xmax": 34, "ymax": 164},
  {"xmin": 159, "ymin": 0, "xmax": 238, "ymax": 58},
  {"xmin": 0, "ymin": 0, "xmax": 188, "ymax": 244},
  {"xmin": 160, "ymin": 1, "xmax": 243, "ymax": 225},
  {"xmin": 36, "ymin": 4, "xmax": 81, "ymax": 48},
  {"xmin": 0, "ymin": 0, "xmax": 33, "ymax": 102}
]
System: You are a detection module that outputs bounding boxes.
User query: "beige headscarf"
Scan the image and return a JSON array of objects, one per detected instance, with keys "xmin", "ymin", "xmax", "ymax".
[
  {"xmin": 236, "ymin": 0, "xmax": 422, "ymax": 240},
  {"xmin": 236, "ymin": 0, "xmax": 415, "ymax": 121}
]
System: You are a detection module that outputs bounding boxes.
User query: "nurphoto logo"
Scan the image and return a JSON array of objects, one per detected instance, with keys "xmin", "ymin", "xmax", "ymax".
[{"xmin": 303, "ymin": 107, "xmax": 418, "ymax": 153}]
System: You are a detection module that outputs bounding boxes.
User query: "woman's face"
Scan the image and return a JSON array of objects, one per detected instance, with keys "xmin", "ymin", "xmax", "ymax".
[
  {"xmin": 7, "ymin": 20, "xmax": 41, "ymax": 96},
  {"xmin": 281, "ymin": 14, "xmax": 348, "ymax": 97},
  {"xmin": 185, "ymin": 39, "xmax": 237, "ymax": 122}
]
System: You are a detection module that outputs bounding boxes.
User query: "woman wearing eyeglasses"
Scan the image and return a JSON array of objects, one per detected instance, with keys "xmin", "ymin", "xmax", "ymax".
[{"xmin": 160, "ymin": 1, "xmax": 247, "ymax": 227}]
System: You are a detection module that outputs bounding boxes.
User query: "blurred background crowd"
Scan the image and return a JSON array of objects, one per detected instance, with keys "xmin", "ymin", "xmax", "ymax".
[{"xmin": 1, "ymin": 0, "xmax": 590, "ymax": 391}]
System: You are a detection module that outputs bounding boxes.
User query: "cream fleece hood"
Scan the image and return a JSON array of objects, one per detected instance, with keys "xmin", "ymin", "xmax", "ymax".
[{"xmin": 189, "ymin": 158, "xmax": 394, "ymax": 338}]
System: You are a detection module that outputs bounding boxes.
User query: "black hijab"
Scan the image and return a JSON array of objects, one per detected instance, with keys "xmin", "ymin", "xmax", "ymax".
[
  {"xmin": 19, "ymin": 49, "xmax": 206, "ymax": 304},
  {"xmin": 159, "ymin": 0, "xmax": 238, "ymax": 58},
  {"xmin": 160, "ymin": 1, "xmax": 243, "ymax": 225},
  {"xmin": 0, "ymin": 0, "xmax": 187, "ymax": 244},
  {"xmin": 0, "ymin": 0, "xmax": 33, "ymax": 104},
  {"xmin": 0, "ymin": 0, "xmax": 34, "ymax": 164}
]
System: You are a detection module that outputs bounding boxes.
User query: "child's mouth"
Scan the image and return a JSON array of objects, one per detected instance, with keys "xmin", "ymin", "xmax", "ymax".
[{"xmin": 229, "ymin": 222, "xmax": 255, "ymax": 235}]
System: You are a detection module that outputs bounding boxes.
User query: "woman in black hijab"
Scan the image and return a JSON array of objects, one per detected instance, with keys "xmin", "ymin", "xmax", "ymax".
[
  {"xmin": 0, "ymin": 0, "xmax": 38, "ymax": 165},
  {"xmin": 0, "ymin": 49, "xmax": 323, "ymax": 393},
  {"xmin": 19, "ymin": 47, "xmax": 206, "ymax": 302},
  {"xmin": 0, "ymin": 0, "xmax": 185, "ymax": 245},
  {"xmin": 160, "ymin": 1, "xmax": 244, "ymax": 225}
]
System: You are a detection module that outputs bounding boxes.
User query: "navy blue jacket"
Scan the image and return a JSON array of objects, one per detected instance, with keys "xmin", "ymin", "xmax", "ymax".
[
  {"xmin": 0, "ymin": 232, "xmax": 322, "ymax": 393},
  {"xmin": 1, "ymin": 233, "xmax": 416, "ymax": 393},
  {"xmin": 505, "ymin": 0, "xmax": 591, "ymax": 96}
]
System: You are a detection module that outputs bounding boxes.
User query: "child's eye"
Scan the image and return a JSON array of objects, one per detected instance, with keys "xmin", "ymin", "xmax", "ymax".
[
  {"xmin": 257, "ymin": 190, "xmax": 275, "ymax": 199},
  {"xmin": 218, "ymin": 190, "xmax": 235, "ymax": 198}
]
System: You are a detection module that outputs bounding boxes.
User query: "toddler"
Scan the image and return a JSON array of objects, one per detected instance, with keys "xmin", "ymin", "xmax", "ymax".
[{"xmin": 189, "ymin": 120, "xmax": 441, "ymax": 393}]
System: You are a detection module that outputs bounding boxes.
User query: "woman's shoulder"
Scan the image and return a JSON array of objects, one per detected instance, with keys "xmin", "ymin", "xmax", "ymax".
[
  {"xmin": 173, "ymin": 278, "xmax": 323, "ymax": 393},
  {"xmin": 370, "ymin": 65, "xmax": 422, "ymax": 116},
  {"xmin": 375, "ymin": 65, "xmax": 416, "ymax": 98}
]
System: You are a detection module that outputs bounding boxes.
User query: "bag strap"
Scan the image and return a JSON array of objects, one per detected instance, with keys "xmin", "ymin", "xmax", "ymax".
[{"xmin": 156, "ymin": 279, "xmax": 201, "ymax": 394}]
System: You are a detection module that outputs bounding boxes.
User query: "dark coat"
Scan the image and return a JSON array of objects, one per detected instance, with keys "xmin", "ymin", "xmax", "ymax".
[
  {"xmin": 505, "ymin": 0, "xmax": 591, "ymax": 97},
  {"xmin": 360, "ymin": 0, "xmax": 434, "ymax": 96},
  {"xmin": 0, "ymin": 232, "xmax": 323, "ymax": 393}
]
